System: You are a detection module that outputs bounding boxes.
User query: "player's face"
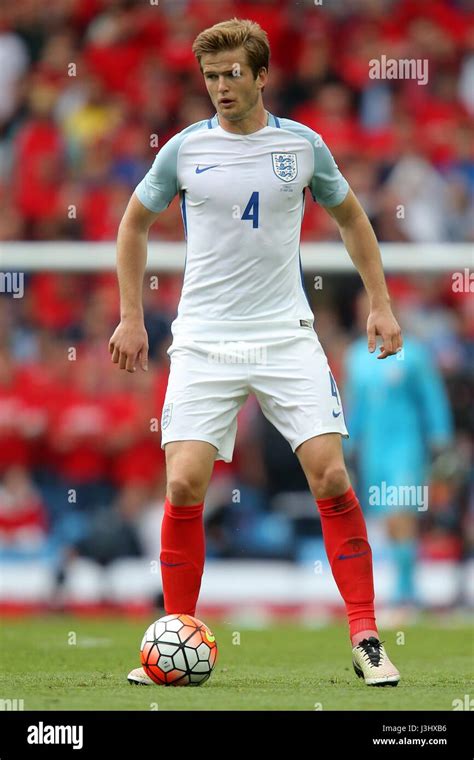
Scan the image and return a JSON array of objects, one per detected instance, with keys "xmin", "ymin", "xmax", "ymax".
[{"xmin": 201, "ymin": 48, "xmax": 267, "ymax": 123}]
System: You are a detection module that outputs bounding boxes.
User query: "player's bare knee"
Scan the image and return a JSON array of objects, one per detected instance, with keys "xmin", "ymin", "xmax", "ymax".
[
  {"xmin": 166, "ymin": 476, "xmax": 206, "ymax": 505},
  {"xmin": 310, "ymin": 465, "xmax": 349, "ymax": 500}
]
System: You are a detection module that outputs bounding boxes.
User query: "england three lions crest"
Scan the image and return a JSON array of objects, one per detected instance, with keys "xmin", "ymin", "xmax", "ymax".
[{"xmin": 272, "ymin": 152, "xmax": 298, "ymax": 182}]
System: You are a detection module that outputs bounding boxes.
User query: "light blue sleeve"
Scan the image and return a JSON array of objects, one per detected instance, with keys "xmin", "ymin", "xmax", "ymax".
[
  {"xmin": 134, "ymin": 120, "xmax": 208, "ymax": 213},
  {"xmin": 134, "ymin": 133, "xmax": 182, "ymax": 213},
  {"xmin": 278, "ymin": 118, "xmax": 349, "ymax": 207},
  {"xmin": 310, "ymin": 134, "xmax": 350, "ymax": 207}
]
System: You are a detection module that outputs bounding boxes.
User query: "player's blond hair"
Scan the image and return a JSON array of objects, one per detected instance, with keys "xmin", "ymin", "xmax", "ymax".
[{"xmin": 192, "ymin": 17, "xmax": 270, "ymax": 79}]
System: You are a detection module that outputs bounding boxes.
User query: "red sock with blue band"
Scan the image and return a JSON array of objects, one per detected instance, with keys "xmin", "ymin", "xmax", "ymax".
[
  {"xmin": 316, "ymin": 486, "xmax": 378, "ymax": 645},
  {"xmin": 160, "ymin": 498, "xmax": 205, "ymax": 616}
]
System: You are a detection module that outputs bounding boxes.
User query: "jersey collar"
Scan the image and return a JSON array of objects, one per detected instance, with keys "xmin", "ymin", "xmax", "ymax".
[{"xmin": 208, "ymin": 110, "xmax": 279, "ymax": 131}]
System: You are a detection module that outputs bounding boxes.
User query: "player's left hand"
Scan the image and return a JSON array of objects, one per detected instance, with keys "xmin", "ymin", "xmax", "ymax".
[{"xmin": 367, "ymin": 306, "xmax": 403, "ymax": 359}]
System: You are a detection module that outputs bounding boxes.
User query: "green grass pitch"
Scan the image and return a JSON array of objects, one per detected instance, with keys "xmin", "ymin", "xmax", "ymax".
[{"xmin": 0, "ymin": 614, "xmax": 472, "ymax": 711}]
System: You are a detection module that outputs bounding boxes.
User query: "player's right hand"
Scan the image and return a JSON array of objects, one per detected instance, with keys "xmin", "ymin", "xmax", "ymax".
[{"xmin": 109, "ymin": 319, "xmax": 149, "ymax": 372}]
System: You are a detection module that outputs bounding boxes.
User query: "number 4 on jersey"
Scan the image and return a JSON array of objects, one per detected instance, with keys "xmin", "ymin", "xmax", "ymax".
[{"xmin": 241, "ymin": 191, "xmax": 259, "ymax": 229}]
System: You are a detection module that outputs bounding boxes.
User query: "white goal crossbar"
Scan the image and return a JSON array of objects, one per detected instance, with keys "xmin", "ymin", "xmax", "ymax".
[{"xmin": 0, "ymin": 242, "xmax": 472, "ymax": 272}]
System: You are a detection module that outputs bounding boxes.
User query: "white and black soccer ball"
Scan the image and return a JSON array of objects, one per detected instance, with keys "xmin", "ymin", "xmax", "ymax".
[{"xmin": 140, "ymin": 614, "xmax": 218, "ymax": 686}]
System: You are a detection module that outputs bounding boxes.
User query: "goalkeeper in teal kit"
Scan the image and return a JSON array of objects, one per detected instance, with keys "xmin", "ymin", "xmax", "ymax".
[{"xmin": 345, "ymin": 321, "xmax": 453, "ymax": 607}]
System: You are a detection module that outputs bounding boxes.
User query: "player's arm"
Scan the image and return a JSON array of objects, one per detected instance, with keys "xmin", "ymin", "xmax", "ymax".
[
  {"xmin": 326, "ymin": 188, "xmax": 403, "ymax": 360},
  {"xmin": 109, "ymin": 194, "xmax": 160, "ymax": 373},
  {"xmin": 109, "ymin": 130, "xmax": 182, "ymax": 372}
]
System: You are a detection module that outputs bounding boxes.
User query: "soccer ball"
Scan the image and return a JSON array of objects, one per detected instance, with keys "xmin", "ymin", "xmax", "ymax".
[{"xmin": 140, "ymin": 614, "xmax": 218, "ymax": 686}]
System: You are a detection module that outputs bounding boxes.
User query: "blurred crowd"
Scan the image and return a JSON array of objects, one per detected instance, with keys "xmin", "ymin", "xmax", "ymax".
[
  {"xmin": 0, "ymin": 0, "xmax": 473, "ymax": 609},
  {"xmin": 0, "ymin": 270, "xmax": 472, "ymax": 603},
  {"xmin": 0, "ymin": 0, "xmax": 473, "ymax": 242}
]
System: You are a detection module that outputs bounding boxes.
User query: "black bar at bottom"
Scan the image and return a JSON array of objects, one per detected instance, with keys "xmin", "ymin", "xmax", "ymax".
[{"xmin": 0, "ymin": 710, "xmax": 471, "ymax": 757}]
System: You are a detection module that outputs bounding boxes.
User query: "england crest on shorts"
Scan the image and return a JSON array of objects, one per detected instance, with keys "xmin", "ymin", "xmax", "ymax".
[
  {"xmin": 161, "ymin": 402, "xmax": 173, "ymax": 430},
  {"xmin": 272, "ymin": 152, "xmax": 298, "ymax": 182}
]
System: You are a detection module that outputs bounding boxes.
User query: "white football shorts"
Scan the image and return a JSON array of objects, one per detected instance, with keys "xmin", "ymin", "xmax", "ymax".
[{"xmin": 160, "ymin": 326, "xmax": 349, "ymax": 462}]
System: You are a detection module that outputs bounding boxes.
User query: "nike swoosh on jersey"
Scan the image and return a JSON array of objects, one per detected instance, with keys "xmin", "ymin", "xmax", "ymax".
[
  {"xmin": 195, "ymin": 164, "xmax": 220, "ymax": 173},
  {"xmin": 332, "ymin": 410, "xmax": 342, "ymax": 417},
  {"xmin": 160, "ymin": 560, "xmax": 188, "ymax": 567}
]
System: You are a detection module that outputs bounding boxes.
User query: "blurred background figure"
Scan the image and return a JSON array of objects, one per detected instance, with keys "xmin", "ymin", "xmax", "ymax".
[
  {"xmin": 0, "ymin": 465, "xmax": 50, "ymax": 562},
  {"xmin": 344, "ymin": 289, "xmax": 455, "ymax": 618}
]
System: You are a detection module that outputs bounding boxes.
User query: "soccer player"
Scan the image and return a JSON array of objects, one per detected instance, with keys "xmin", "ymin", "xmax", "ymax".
[
  {"xmin": 345, "ymin": 289, "xmax": 453, "ymax": 612},
  {"xmin": 109, "ymin": 18, "xmax": 402, "ymax": 687}
]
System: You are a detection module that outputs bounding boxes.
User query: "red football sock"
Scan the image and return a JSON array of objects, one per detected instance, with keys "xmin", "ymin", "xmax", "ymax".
[
  {"xmin": 316, "ymin": 486, "xmax": 378, "ymax": 642},
  {"xmin": 160, "ymin": 498, "xmax": 205, "ymax": 616}
]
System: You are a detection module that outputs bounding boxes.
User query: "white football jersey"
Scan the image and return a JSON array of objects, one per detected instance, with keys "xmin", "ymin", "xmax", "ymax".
[{"xmin": 135, "ymin": 111, "xmax": 349, "ymax": 340}]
